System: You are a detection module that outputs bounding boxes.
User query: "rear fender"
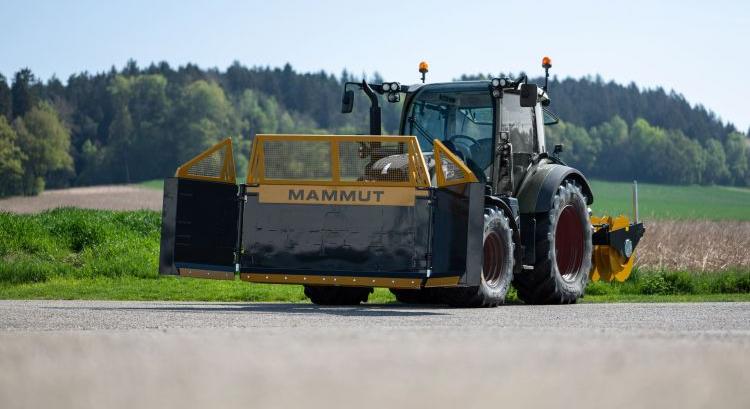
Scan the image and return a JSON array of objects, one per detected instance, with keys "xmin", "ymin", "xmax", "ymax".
[{"xmin": 516, "ymin": 162, "xmax": 593, "ymax": 214}]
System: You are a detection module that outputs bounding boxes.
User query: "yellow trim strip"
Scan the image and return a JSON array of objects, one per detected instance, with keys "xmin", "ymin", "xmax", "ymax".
[
  {"xmin": 240, "ymin": 273, "xmax": 423, "ymax": 289},
  {"xmin": 424, "ymin": 276, "xmax": 460, "ymax": 288},
  {"xmin": 433, "ymin": 139, "xmax": 479, "ymax": 187},
  {"xmin": 175, "ymin": 138, "xmax": 236, "ymax": 184}
]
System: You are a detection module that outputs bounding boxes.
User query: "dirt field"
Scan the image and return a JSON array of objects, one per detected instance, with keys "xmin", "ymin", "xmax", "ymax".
[
  {"xmin": 0, "ymin": 185, "xmax": 162, "ymax": 214},
  {"xmin": 0, "ymin": 186, "xmax": 747, "ymax": 272},
  {"xmin": 635, "ymin": 220, "xmax": 750, "ymax": 272}
]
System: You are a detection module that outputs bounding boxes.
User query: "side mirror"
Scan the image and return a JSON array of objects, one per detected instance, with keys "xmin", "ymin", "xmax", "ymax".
[
  {"xmin": 519, "ymin": 83, "xmax": 538, "ymax": 107},
  {"xmin": 341, "ymin": 90, "xmax": 354, "ymax": 113},
  {"xmin": 553, "ymin": 144, "xmax": 564, "ymax": 158}
]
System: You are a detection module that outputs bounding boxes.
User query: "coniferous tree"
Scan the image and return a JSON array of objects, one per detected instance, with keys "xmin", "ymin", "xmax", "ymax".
[
  {"xmin": 0, "ymin": 74, "xmax": 11, "ymax": 120},
  {"xmin": 11, "ymin": 69, "xmax": 38, "ymax": 119}
]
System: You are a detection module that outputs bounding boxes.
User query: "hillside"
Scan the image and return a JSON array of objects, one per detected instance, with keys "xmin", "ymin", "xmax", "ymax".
[{"xmin": 0, "ymin": 61, "xmax": 748, "ymax": 197}]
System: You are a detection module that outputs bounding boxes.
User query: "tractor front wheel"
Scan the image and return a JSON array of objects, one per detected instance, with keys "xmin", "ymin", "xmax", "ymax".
[
  {"xmin": 434, "ymin": 207, "xmax": 515, "ymax": 307},
  {"xmin": 513, "ymin": 180, "xmax": 592, "ymax": 304},
  {"xmin": 304, "ymin": 286, "xmax": 373, "ymax": 305}
]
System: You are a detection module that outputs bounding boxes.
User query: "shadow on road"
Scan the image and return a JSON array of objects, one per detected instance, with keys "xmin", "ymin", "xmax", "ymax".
[{"xmin": 43, "ymin": 302, "xmax": 449, "ymax": 317}]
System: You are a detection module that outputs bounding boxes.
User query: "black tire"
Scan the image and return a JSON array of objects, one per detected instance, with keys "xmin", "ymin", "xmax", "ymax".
[
  {"xmin": 513, "ymin": 180, "xmax": 593, "ymax": 304},
  {"xmin": 434, "ymin": 207, "xmax": 515, "ymax": 308},
  {"xmin": 390, "ymin": 288, "xmax": 439, "ymax": 305},
  {"xmin": 304, "ymin": 285, "xmax": 373, "ymax": 305}
]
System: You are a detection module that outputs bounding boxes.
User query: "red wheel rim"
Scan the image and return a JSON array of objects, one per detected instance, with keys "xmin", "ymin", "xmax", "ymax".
[
  {"xmin": 555, "ymin": 205, "xmax": 585, "ymax": 281},
  {"xmin": 483, "ymin": 231, "xmax": 505, "ymax": 287}
]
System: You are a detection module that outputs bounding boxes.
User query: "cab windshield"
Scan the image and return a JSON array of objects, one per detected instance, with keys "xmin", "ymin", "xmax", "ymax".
[{"xmin": 406, "ymin": 89, "xmax": 494, "ymax": 172}]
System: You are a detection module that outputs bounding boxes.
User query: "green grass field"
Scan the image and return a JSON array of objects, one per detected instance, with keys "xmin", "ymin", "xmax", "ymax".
[
  {"xmin": 0, "ymin": 208, "xmax": 747, "ymax": 303},
  {"xmin": 141, "ymin": 178, "xmax": 750, "ymax": 220},
  {"xmin": 589, "ymin": 180, "xmax": 750, "ymax": 220}
]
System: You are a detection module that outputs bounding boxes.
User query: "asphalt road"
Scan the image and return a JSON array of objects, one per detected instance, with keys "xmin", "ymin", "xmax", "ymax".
[{"xmin": 1, "ymin": 301, "xmax": 749, "ymax": 409}]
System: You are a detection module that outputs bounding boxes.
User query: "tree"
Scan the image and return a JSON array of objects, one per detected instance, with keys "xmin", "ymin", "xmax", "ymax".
[
  {"xmin": 589, "ymin": 116, "xmax": 630, "ymax": 180},
  {"xmin": 664, "ymin": 130, "xmax": 705, "ymax": 184},
  {"xmin": 11, "ymin": 69, "xmax": 38, "ymax": 119},
  {"xmin": 724, "ymin": 132, "xmax": 748, "ymax": 185},
  {"xmin": 702, "ymin": 139, "xmax": 730, "ymax": 184},
  {"xmin": 0, "ymin": 116, "xmax": 25, "ymax": 196},
  {"xmin": 0, "ymin": 73, "xmax": 11, "ymax": 120},
  {"xmin": 104, "ymin": 74, "xmax": 172, "ymax": 182},
  {"xmin": 175, "ymin": 80, "xmax": 235, "ymax": 162},
  {"xmin": 545, "ymin": 121, "xmax": 599, "ymax": 174},
  {"xmin": 14, "ymin": 103, "xmax": 74, "ymax": 195}
]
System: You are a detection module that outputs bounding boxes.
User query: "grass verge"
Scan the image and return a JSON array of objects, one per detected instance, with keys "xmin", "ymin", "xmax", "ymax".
[
  {"xmin": 1, "ymin": 276, "xmax": 748, "ymax": 303},
  {"xmin": 0, "ymin": 276, "xmax": 396, "ymax": 303}
]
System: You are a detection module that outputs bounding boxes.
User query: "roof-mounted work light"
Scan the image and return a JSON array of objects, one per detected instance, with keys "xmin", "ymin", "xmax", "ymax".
[
  {"xmin": 490, "ymin": 77, "xmax": 510, "ymax": 98},
  {"xmin": 381, "ymin": 82, "xmax": 401, "ymax": 103}
]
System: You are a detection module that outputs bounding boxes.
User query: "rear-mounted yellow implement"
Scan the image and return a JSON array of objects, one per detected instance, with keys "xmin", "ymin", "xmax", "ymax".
[{"xmin": 590, "ymin": 183, "xmax": 645, "ymax": 282}]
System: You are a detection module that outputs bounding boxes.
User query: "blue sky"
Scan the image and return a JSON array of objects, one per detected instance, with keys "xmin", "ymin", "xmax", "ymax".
[{"xmin": 1, "ymin": 0, "xmax": 748, "ymax": 131}]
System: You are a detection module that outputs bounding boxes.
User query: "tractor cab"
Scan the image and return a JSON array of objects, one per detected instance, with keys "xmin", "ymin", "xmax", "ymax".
[{"xmin": 342, "ymin": 76, "xmax": 555, "ymax": 196}]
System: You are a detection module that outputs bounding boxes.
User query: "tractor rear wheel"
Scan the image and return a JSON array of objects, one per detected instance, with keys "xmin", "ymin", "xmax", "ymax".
[
  {"xmin": 304, "ymin": 285, "xmax": 372, "ymax": 305},
  {"xmin": 513, "ymin": 180, "xmax": 592, "ymax": 304},
  {"xmin": 434, "ymin": 207, "xmax": 515, "ymax": 308}
]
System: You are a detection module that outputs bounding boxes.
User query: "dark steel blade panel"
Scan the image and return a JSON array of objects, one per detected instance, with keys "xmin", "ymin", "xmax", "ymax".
[{"xmin": 240, "ymin": 197, "xmax": 430, "ymax": 275}]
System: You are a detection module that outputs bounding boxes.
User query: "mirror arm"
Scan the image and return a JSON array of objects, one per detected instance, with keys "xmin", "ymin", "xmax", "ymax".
[{"xmin": 362, "ymin": 80, "xmax": 382, "ymax": 135}]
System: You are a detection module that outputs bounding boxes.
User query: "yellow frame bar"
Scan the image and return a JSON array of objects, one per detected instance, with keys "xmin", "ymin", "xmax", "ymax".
[
  {"xmin": 433, "ymin": 139, "xmax": 479, "ymax": 187},
  {"xmin": 175, "ymin": 138, "xmax": 236, "ymax": 184}
]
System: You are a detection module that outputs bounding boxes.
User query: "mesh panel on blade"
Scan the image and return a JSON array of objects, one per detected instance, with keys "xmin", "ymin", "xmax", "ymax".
[
  {"xmin": 263, "ymin": 140, "xmax": 332, "ymax": 180},
  {"xmin": 186, "ymin": 148, "xmax": 225, "ymax": 178},
  {"xmin": 441, "ymin": 157, "xmax": 466, "ymax": 182},
  {"xmin": 339, "ymin": 141, "xmax": 410, "ymax": 183}
]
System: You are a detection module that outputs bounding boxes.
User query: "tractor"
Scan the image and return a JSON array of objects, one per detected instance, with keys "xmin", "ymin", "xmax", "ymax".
[{"xmin": 159, "ymin": 57, "xmax": 645, "ymax": 307}]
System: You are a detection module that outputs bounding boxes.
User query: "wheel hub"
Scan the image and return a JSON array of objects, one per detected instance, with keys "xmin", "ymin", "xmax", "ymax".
[
  {"xmin": 482, "ymin": 231, "xmax": 506, "ymax": 287},
  {"xmin": 555, "ymin": 205, "xmax": 585, "ymax": 281}
]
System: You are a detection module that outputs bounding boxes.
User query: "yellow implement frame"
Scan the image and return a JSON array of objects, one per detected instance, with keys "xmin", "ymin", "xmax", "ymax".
[
  {"xmin": 175, "ymin": 138, "xmax": 236, "ymax": 184},
  {"xmin": 433, "ymin": 139, "xmax": 479, "ymax": 187},
  {"xmin": 247, "ymin": 134, "xmax": 431, "ymax": 187}
]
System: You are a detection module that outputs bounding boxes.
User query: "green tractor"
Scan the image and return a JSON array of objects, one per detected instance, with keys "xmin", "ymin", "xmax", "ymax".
[{"xmin": 159, "ymin": 57, "xmax": 644, "ymax": 307}]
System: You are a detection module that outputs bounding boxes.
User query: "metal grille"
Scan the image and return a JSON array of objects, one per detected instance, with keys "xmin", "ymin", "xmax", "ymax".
[
  {"xmin": 185, "ymin": 147, "xmax": 225, "ymax": 178},
  {"xmin": 339, "ymin": 141, "xmax": 410, "ymax": 183},
  {"xmin": 263, "ymin": 140, "xmax": 332, "ymax": 180},
  {"xmin": 247, "ymin": 135, "xmax": 430, "ymax": 187},
  {"xmin": 440, "ymin": 156, "xmax": 466, "ymax": 182}
]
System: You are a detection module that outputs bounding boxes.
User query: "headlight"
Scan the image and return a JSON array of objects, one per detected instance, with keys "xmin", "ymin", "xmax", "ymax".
[
  {"xmin": 499, "ymin": 78, "xmax": 507, "ymax": 87},
  {"xmin": 491, "ymin": 78, "xmax": 500, "ymax": 87},
  {"xmin": 382, "ymin": 82, "xmax": 391, "ymax": 92}
]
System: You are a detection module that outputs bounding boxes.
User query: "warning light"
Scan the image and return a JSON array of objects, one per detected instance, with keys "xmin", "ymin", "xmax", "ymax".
[
  {"xmin": 419, "ymin": 61, "xmax": 429, "ymax": 83},
  {"xmin": 542, "ymin": 56, "xmax": 552, "ymax": 69},
  {"xmin": 419, "ymin": 61, "xmax": 429, "ymax": 73}
]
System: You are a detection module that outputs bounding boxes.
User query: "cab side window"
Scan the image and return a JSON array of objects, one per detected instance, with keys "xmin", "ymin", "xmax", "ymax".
[{"xmin": 500, "ymin": 94, "xmax": 536, "ymax": 153}]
